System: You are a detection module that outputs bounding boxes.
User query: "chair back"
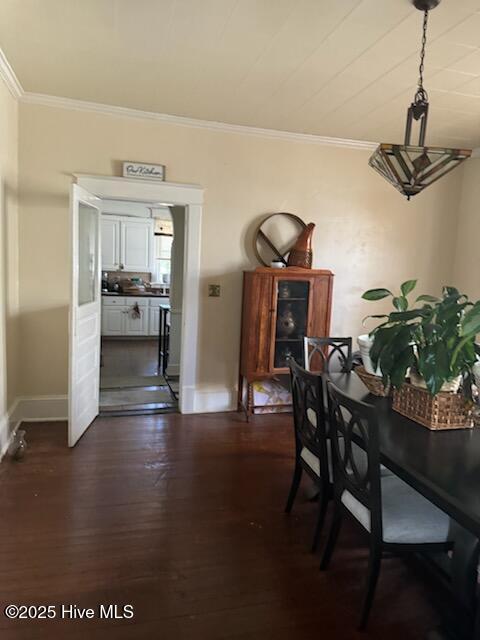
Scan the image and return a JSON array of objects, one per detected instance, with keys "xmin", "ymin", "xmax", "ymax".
[
  {"xmin": 326, "ymin": 380, "xmax": 382, "ymax": 538},
  {"xmin": 304, "ymin": 337, "xmax": 352, "ymax": 373},
  {"xmin": 288, "ymin": 358, "xmax": 328, "ymax": 472}
]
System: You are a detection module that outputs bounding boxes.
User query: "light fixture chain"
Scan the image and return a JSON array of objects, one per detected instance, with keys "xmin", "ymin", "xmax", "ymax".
[{"xmin": 417, "ymin": 9, "xmax": 428, "ymax": 98}]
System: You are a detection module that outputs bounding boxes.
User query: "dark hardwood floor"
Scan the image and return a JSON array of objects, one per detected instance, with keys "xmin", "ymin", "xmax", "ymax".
[
  {"xmin": 101, "ymin": 338, "xmax": 159, "ymax": 378},
  {"xmin": 0, "ymin": 412, "xmax": 449, "ymax": 639}
]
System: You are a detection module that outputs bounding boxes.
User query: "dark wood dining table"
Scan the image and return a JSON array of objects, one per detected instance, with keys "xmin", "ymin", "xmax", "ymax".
[{"xmin": 329, "ymin": 371, "xmax": 480, "ymax": 640}]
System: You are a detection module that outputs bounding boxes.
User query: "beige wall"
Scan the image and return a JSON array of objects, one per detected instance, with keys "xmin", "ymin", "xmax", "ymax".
[
  {"xmin": 0, "ymin": 78, "xmax": 19, "ymax": 434},
  {"xmin": 453, "ymin": 158, "xmax": 480, "ymax": 301},
  {"xmin": 18, "ymin": 101, "xmax": 463, "ymax": 401}
]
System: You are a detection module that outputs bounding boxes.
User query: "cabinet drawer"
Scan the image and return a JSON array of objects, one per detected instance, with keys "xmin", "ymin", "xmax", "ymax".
[
  {"xmin": 102, "ymin": 296, "xmax": 126, "ymax": 305},
  {"xmin": 126, "ymin": 297, "xmax": 149, "ymax": 307}
]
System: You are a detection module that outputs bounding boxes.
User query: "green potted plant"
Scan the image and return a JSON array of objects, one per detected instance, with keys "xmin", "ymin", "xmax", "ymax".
[
  {"xmin": 358, "ymin": 279, "xmax": 418, "ymax": 376},
  {"xmin": 361, "ymin": 282, "xmax": 480, "ymax": 429}
]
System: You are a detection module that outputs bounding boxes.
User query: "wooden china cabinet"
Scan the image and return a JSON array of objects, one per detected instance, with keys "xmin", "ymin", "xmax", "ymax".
[{"xmin": 238, "ymin": 267, "xmax": 334, "ymax": 416}]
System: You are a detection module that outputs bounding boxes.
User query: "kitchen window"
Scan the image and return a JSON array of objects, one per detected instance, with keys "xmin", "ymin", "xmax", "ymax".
[{"xmin": 152, "ymin": 219, "xmax": 173, "ymax": 285}]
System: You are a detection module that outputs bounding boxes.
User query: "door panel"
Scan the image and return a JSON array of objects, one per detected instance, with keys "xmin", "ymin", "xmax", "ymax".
[
  {"xmin": 149, "ymin": 306, "xmax": 160, "ymax": 336},
  {"xmin": 124, "ymin": 305, "xmax": 149, "ymax": 335},
  {"xmin": 69, "ymin": 184, "xmax": 101, "ymax": 447},
  {"xmin": 101, "ymin": 217, "xmax": 119, "ymax": 270},
  {"xmin": 101, "ymin": 306, "xmax": 125, "ymax": 336},
  {"xmin": 240, "ymin": 272, "xmax": 273, "ymax": 379},
  {"xmin": 121, "ymin": 219, "xmax": 153, "ymax": 271},
  {"xmin": 309, "ymin": 275, "xmax": 332, "ymax": 337}
]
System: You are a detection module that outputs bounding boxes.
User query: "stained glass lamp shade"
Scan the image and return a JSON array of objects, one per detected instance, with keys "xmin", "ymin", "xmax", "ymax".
[
  {"xmin": 369, "ymin": 0, "xmax": 471, "ymax": 199},
  {"xmin": 369, "ymin": 144, "xmax": 471, "ymax": 200}
]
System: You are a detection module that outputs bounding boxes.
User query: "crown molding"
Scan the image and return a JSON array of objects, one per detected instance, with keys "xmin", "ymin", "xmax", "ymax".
[
  {"xmin": 0, "ymin": 46, "xmax": 376, "ymax": 150},
  {"xmin": 0, "ymin": 48, "xmax": 23, "ymax": 99},
  {"xmin": 20, "ymin": 91, "xmax": 377, "ymax": 151},
  {"xmin": 2, "ymin": 45, "xmax": 479, "ymax": 155}
]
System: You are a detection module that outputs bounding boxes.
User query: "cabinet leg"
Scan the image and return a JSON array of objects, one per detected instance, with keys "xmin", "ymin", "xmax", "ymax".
[
  {"xmin": 237, "ymin": 375, "xmax": 252, "ymax": 422},
  {"xmin": 246, "ymin": 383, "xmax": 254, "ymax": 422}
]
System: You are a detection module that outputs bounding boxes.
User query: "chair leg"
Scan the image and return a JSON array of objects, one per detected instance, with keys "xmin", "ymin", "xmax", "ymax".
[
  {"xmin": 285, "ymin": 461, "xmax": 302, "ymax": 514},
  {"xmin": 320, "ymin": 505, "xmax": 342, "ymax": 570},
  {"xmin": 311, "ymin": 483, "xmax": 329, "ymax": 553},
  {"xmin": 358, "ymin": 545, "xmax": 382, "ymax": 631}
]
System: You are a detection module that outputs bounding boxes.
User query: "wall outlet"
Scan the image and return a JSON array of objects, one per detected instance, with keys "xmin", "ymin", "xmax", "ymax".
[{"xmin": 208, "ymin": 284, "xmax": 221, "ymax": 297}]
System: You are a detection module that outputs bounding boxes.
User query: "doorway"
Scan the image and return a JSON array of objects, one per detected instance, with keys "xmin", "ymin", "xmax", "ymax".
[
  {"xmin": 98, "ymin": 201, "xmax": 183, "ymax": 415},
  {"xmin": 69, "ymin": 175, "xmax": 203, "ymax": 446}
]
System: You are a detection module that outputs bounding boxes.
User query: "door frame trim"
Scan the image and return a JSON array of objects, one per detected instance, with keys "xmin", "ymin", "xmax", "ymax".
[{"xmin": 73, "ymin": 174, "xmax": 204, "ymax": 414}]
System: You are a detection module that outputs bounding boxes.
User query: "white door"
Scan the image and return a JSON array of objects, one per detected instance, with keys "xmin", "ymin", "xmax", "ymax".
[
  {"xmin": 69, "ymin": 184, "xmax": 101, "ymax": 447},
  {"xmin": 101, "ymin": 217, "xmax": 120, "ymax": 270},
  {"xmin": 121, "ymin": 219, "xmax": 153, "ymax": 271}
]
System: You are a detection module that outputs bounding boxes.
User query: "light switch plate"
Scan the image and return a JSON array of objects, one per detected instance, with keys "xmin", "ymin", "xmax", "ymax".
[{"xmin": 208, "ymin": 284, "xmax": 221, "ymax": 297}]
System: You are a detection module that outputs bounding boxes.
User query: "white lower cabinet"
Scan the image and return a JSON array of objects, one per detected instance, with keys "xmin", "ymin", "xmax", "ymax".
[
  {"xmin": 102, "ymin": 306, "xmax": 125, "ymax": 336},
  {"xmin": 124, "ymin": 306, "xmax": 149, "ymax": 336},
  {"xmin": 148, "ymin": 307, "xmax": 160, "ymax": 336},
  {"xmin": 147, "ymin": 297, "xmax": 169, "ymax": 336},
  {"xmin": 101, "ymin": 297, "xmax": 168, "ymax": 336}
]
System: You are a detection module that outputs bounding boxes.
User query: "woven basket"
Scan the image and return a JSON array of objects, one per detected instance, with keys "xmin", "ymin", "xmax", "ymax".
[
  {"xmin": 392, "ymin": 381, "xmax": 473, "ymax": 430},
  {"xmin": 355, "ymin": 365, "xmax": 390, "ymax": 397}
]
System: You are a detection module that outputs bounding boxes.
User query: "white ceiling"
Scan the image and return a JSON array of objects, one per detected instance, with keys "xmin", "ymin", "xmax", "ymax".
[{"xmin": 2, "ymin": 0, "xmax": 480, "ymax": 146}]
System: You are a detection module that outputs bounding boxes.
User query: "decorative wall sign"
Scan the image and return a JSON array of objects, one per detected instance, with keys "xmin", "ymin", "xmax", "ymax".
[{"xmin": 123, "ymin": 162, "xmax": 165, "ymax": 181}]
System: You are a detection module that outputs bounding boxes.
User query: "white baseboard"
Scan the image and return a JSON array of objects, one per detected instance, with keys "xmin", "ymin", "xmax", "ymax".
[
  {"xmin": 11, "ymin": 395, "xmax": 68, "ymax": 423},
  {"xmin": 183, "ymin": 385, "xmax": 236, "ymax": 414},
  {"xmin": 2, "ymin": 387, "xmax": 235, "ymax": 437}
]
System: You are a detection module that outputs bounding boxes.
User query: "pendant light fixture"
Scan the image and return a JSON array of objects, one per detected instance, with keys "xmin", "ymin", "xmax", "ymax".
[{"xmin": 368, "ymin": 0, "xmax": 471, "ymax": 200}]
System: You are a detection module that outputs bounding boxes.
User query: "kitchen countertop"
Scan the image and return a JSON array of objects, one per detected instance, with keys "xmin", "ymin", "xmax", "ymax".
[{"xmin": 102, "ymin": 291, "xmax": 169, "ymax": 298}]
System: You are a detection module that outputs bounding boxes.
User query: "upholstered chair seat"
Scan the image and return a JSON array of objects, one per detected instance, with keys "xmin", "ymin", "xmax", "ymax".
[{"xmin": 341, "ymin": 474, "xmax": 453, "ymax": 545}]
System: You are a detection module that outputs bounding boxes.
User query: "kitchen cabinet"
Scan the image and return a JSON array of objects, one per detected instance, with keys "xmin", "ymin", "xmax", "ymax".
[
  {"xmin": 102, "ymin": 305, "xmax": 125, "ymax": 336},
  {"xmin": 148, "ymin": 297, "xmax": 169, "ymax": 336},
  {"xmin": 121, "ymin": 219, "xmax": 153, "ymax": 271},
  {"xmin": 101, "ymin": 215, "xmax": 153, "ymax": 272},
  {"xmin": 101, "ymin": 217, "xmax": 120, "ymax": 270},
  {"xmin": 101, "ymin": 296, "xmax": 169, "ymax": 336}
]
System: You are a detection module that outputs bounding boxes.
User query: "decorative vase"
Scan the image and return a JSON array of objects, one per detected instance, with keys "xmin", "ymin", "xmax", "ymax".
[
  {"xmin": 277, "ymin": 304, "xmax": 296, "ymax": 337},
  {"xmin": 8, "ymin": 429, "xmax": 27, "ymax": 461},
  {"xmin": 287, "ymin": 223, "xmax": 315, "ymax": 269},
  {"xmin": 278, "ymin": 283, "xmax": 291, "ymax": 298},
  {"xmin": 357, "ymin": 334, "xmax": 382, "ymax": 376},
  {"xmin": 279, "ymin": 346, "xmax": 293, "ymax": 368}
]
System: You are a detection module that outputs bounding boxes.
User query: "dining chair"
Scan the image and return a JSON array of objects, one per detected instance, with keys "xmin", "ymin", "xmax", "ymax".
[
  {"xmin": 285, "ymin": 358, "xmax": 383, "ymax": 551},
  {"xmin": 304, "ymin": 336, "xmax": 353, "ymax": 374},
  {"xmin": 285, "ymin": 357, "xmax": 330, "ymax": 553},
  {"xmin": 321, "ymin": 380, "xmax": 454, "ymax": 630}
]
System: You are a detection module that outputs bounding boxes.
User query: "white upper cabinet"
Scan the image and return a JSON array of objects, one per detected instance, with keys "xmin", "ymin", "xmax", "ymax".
[
  {"xmin": 101, "ymin": 217, "xmax": 120, "ymax": 270},
  {"xmin": 101, "ymin": 215, "xmax": 153, "ymax": 273},
  {"xmin": 121, "ymin": 219, "xmax": 153, "ymax": 272}
]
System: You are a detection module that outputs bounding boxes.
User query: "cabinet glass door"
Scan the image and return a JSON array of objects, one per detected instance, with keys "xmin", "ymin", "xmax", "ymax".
[{"xmin": 274, "ymin": 280, "xmax": 309, "ymax": 368}]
